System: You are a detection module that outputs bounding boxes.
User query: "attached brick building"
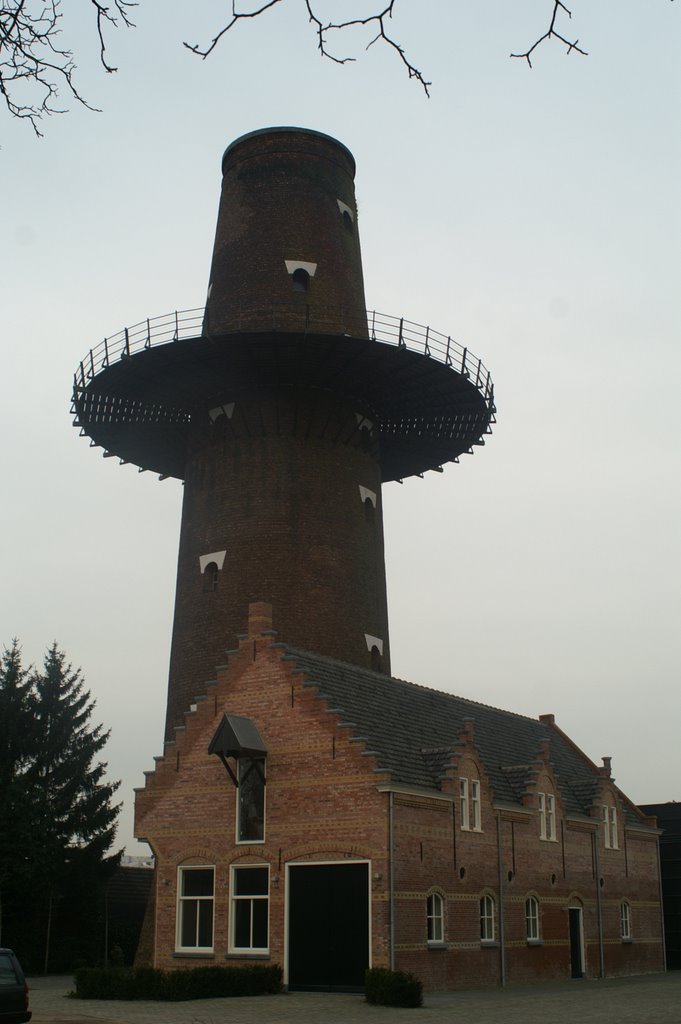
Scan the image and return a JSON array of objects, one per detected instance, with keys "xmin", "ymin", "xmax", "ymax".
[
  {"xmin": 134, "ymin": 602, "xmax": 663, "ymax": 989},
  {"xmin": 74, "ymin": 127, "xmax": 664, "ymax": 989}
]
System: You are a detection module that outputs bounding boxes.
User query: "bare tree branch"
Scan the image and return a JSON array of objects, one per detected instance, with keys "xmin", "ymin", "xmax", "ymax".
[
  {"xmin": 184, "ymin": 0, "xmax": 285, "ymax": 60},
  {"xmin": 510, "ymin": 1, "xmax": 588, "ymax": 68},
  {"xmin": 0, "ymin": 0, "xmax": 135, "ymax": 136},
  {"xmin": 90, "ymin": 0, "xmax": 136, "ymax": 74},
  {"xmin": 184, "ymin": 0, "xmax": 431, "ymax": 96}
]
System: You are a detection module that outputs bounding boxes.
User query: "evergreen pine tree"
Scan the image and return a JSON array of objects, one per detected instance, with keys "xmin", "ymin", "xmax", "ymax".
[
  {"xmin": 29, "ymin": 644, "xmax": 121, "ymax": 971},
  {"xmin": 0, "ymin": 641, "xmax": 121, "ymax": 969},
  {"xmin": 0, "ymin": 642, "xmax": 36, "ymax": 945}
]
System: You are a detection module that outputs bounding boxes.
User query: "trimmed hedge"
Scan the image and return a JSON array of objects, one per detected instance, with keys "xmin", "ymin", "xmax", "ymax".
[
  {"xmin": 73, "ymin": 963, "xmax": 283, "ymax": 1001},
  {"xmin": 365, "ymin": 967, "xmax": 423, "ymax": 1008}
]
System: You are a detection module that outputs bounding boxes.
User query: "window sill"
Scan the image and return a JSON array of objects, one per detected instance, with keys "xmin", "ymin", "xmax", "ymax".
[
  {"xmin": 480, "ymin": 940, "xmax": 498, "ymax": 948},
  {"xmin": 225, "ymin": 952, "xmax": 271, "ymax": 960},
  {"xmin": 621, "ymin": 938, "xmax": 633, "ymax": 945},
  {"xmin": 539, "ymin": 837, "xmax": 558, "ymax": 843},
  {"xmin": 172, "ymin": 952, "xmax": 215, "ymax": 959},
  {"xmin": 526, "ymin": 939, "xmax": 543, "ymax": 946},
  {"xmin": 427, "ymin": 942, "xmax": 448, "ymax": 951}
]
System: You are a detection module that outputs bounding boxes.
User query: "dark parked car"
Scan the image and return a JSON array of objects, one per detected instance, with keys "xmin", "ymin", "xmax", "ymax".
[{"xmin": 0, "ymin": 949, "xmax": 31, "ymax": 1023}]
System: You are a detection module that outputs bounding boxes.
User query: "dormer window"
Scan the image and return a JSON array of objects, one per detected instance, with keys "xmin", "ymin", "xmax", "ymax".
[
  {"xmin": 459, "ymin": 777, "xmax": 482, "ymax": 832},
  {"xmin": 538, "ymin": 792, "xmax": 557, "ymax": 841},
  {"xmin": 603, "ymin": 804, "xmax": 618, "ymax": 849}
]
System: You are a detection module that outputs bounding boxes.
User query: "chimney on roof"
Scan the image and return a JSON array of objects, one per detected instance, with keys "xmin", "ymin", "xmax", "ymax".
[{"xmin": 248, "ymin": 602, "xmax": 274, "ymax": 638}]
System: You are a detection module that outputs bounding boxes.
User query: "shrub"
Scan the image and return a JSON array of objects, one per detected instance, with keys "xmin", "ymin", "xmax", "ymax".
[
  {"xmin": 365, "ymin": 967, "xmax": 423, "ymax": 1007},
  {"xmin": 73, "ymin": 963, "xmax": 283, "ymax": 1001}
]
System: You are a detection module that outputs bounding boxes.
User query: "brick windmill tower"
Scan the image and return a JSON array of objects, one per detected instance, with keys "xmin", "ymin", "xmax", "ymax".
[{"xmin": 72, "ymin": 127, "xmax": 495, "ymax": 742}]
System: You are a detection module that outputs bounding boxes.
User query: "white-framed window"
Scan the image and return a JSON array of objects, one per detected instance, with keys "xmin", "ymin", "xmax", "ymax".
[
  {"xmin": 459, "ymin": 778, "xmax": 469, "ymax": 830},
  {"xmin": 460, "ymin": 777, "xmax": 482, "ymax": 832},
  {"xmin": 480, "ymin": 894, "xmax": 496, "ymax": 943},
  {"xmin": 237, "ymin": 757, "xmax": 266, "ymax": 843},
  {"xmin": 176, "ymin": 866, "xmax": 214, "ymax": 952},
  {"xmin": 230, "ymin": 865, "xmax": 269, "ymax": 953},
  {"xmin": 603, "ymin": 804, "xmax": 619, "ymax": 849},
  {"xmin": 538, "ymin": 792, "xmax": 557, "ymax": 841},
  {"xmin": 525, "ymin": 895, "xmax": 540, "ymax": 942},
  {"xmin": 471, "ymin": 779, "xmax": 482, "ymax": 831},
  {"xmin": 427, "ymin": 892, "xmax": 444, "ymax": 944},
  {"xmin": 620, "ymin": 900, "xmax": 631, "ymax": 940},
  {"xmin": 546, "ymin": 793, "xmax": 556, "ymax": 840}
]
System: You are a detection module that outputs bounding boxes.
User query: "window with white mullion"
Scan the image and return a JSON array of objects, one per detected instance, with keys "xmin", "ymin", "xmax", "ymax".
[
  {"xmin": 177, "ymin": 866, "xmax": 215, "ymax": 952},
  {"xmin": 603, "ymin": 804, "xmax": 617, "ymax": 849},
  {"xmin": 609, "ymin": 806, "xmax": 619, "ymax": 849},
  {"xmin": 620, "ymin": 900, "xmax": 631, "ymax": 939},
  {"xmin": 230, "ymin": 865, "xmax": 269, "ymax": 953},
  {"xmin": 427, "ymin": 892, "xmax": 444, "ymax": 944},
  {"xmin": 459, "ymin": 778, "xmax": 469, "ymax": 831},
  {"xmin": 459, "ymin": 777, "xmax": 483, "ymax": 832},
  {"xmin": 538, "ymin": 791, "xmax": 557, "ymax": 841},
  {"xmin": 471, "ymin": 780, "xmax": 482, "ymax": 831},
  {"xmin": 480, "ymin": 894, "xmax": 496, "ymax": 942},
  {"xmin": 525, "ymin": 895, "xmax": 540, "ymax": 941},
  {"xmin": 546, "ymin": 794, "xmax": 556, "ymax": 841},
  {"xmin": 538, "ymin": 792, "xmax": 547, "ymax": 839}
]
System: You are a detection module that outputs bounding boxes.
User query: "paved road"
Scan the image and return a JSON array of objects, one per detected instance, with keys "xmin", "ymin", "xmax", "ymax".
[{"xmin": 28, "ymin": 971, "xmax": 681, "ymax": 1024}]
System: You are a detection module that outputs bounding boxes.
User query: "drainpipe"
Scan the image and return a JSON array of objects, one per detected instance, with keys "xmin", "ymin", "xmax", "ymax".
[
  {"xmin": 655, "ymin": 834, "xmax": 667, "ymax": 972},
  {"xmin": 592, "ymin": 832, "xmax": 605, "ymax": 978},
  {"xmin": 496, "ymin": 813, "xmax": 506, "ymax": 987},
  {"xmin": 389, "ymin": 791, "xmax": 395, "ymax": 970}
]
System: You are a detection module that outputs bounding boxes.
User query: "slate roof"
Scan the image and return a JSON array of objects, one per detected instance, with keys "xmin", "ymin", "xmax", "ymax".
[{"xmin": 282, "ymin": 647, "xmax": 626, "ymax": 821}]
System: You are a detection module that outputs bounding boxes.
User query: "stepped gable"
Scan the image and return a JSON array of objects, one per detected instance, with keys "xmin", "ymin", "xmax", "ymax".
[{"xmin": 282, "ymin": 645, "xmax": 622, "ymax": 817}]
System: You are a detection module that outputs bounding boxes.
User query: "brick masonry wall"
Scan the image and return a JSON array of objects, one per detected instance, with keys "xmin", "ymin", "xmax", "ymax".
[
  {"xmin": 164, "ymin": 392, "xmax": 389, "ymax": 737},
  {"xmin": 204, "ymin": 129, "xmax": 367, "ymax": 336},
  {"xmin": 137, "ymin": 618, "xmax": 391, "ymax": 978},
  {"xmin": 136, "ymin": 610, "xmax": 663, "ymax": 989},
  {"xmin": 388, "ymin": 760, "xmax": 664, "ymax": 988}
]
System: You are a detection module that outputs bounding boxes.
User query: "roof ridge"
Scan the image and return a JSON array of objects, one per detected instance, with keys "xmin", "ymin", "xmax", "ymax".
[{"xmin": 283, "ymin": 645, "xmax": 545, "ymax": 726}]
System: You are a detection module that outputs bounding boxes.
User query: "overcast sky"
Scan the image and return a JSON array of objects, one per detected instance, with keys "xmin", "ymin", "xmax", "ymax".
[{"xmin": 2, "ymin": 1, "xmax": 679, "ymax": 853}]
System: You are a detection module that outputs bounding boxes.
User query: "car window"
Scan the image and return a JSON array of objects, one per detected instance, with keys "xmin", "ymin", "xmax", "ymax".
[{"xmin": 0, "ymin": 953, "xmax": 19, "ymax": 984}]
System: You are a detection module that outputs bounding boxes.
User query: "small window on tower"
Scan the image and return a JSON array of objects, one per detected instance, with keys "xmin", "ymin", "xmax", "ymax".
[
  {"xmin": 342, "ymin": 210, "xmax": 353, "ymax": 233},
  {"xmin": 203, "ymin": 562, "xmax": 219, "ymax": 592},
  {"xmin": 370, "ymin": 645, "xmax": 382, "ymax": 672},
  {"xmin": 364, "ymin": 497, "xmax": 375, "ymax": 523},
  {"xmin": 292, "ymin": 268, "xmax": 310, "ymax": 293}
]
